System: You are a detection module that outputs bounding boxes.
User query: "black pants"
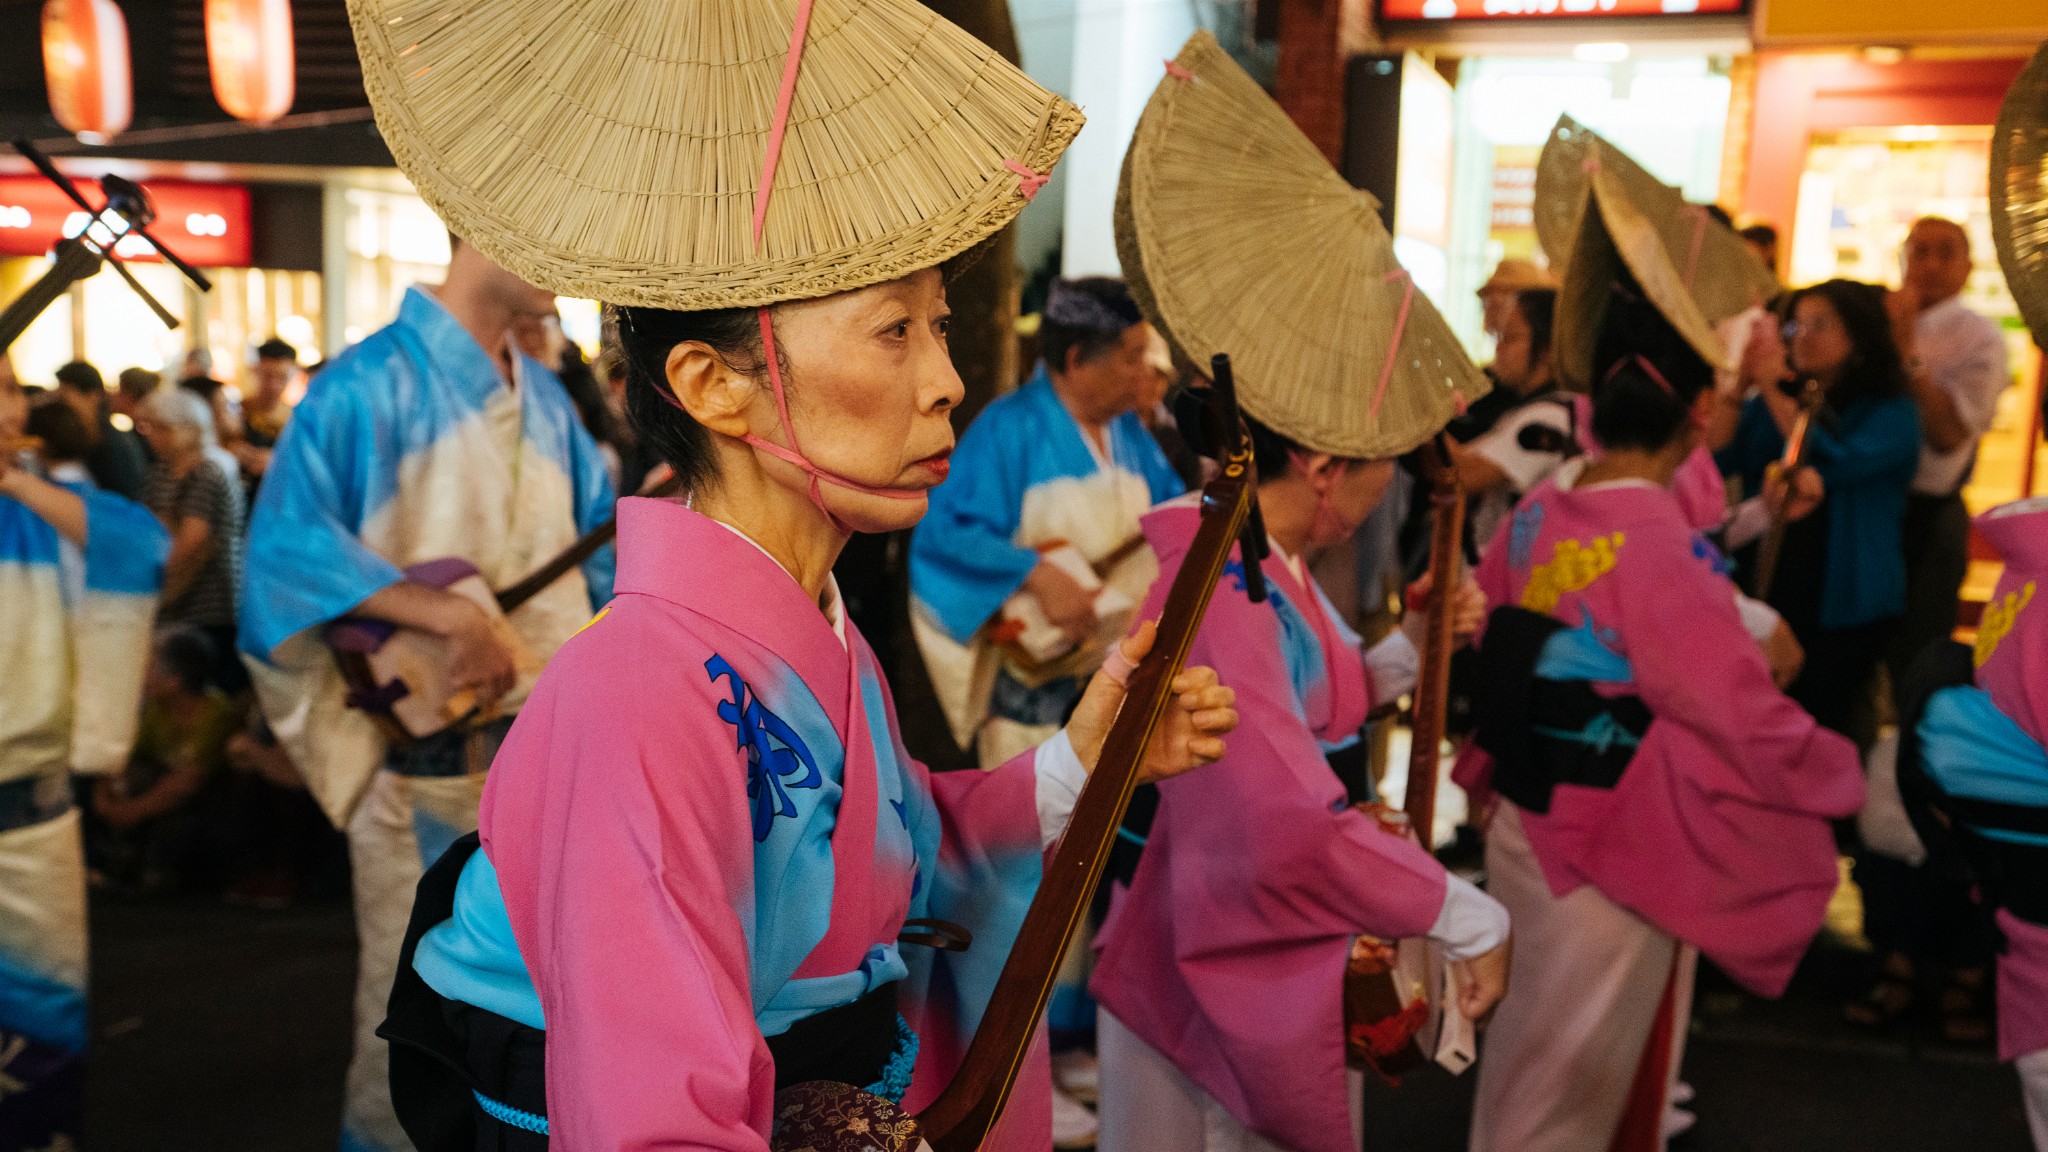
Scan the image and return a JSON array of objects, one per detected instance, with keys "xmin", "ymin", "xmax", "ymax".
[
  {"xmin": 1785, "ymin": 617, "xmax": 1894, "ymax": 752},
  {"xmin": 1886, "ymin": 491, "xmax": 1971, "ymax": 685}
]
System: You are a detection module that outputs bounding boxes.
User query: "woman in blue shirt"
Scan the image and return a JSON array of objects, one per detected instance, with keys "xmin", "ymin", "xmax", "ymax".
[{"xmin": 1718, "ymin": 279, "xmax": 1920, "ymax": 747}]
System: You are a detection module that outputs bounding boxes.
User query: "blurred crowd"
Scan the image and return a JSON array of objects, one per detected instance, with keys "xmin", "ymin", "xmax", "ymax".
[{"xmin": 0, "ymin": 306, "xmax": 651, "ymax": 911}]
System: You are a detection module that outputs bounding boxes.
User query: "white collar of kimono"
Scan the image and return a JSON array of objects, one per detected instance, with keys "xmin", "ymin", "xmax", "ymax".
[
  {"xmin": 700, "ymin": 513, "xmax": 848, "ymax": 649},
  {"xmin": 1266, "ymin": 534, "xmax": 1309, "ymax": 588},
  {"xmin": 1554, "ymin": 455, "xmax": 1661, "ymax": 495}
]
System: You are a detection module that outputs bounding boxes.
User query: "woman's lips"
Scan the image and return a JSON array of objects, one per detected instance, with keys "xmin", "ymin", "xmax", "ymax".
[{"xmin": 915, "ymin": 449, "xmax": 952, "ymax": 481}]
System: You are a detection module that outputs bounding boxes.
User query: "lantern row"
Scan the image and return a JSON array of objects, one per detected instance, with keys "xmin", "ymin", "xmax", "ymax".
[{"xmin": 41, "ymin": 0, "xmax": 296, "ymax": 142}]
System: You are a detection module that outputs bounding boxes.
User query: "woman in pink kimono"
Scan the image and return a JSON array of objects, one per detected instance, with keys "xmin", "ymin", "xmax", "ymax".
[
  {"xmin": 346, "ymin": 2, "xmax": 1240, "ymax": 1149},
  {"xmin": 1455, "ymin": 283, "xmax": 1866, "ymax": 1152},
  {"xmin": 1892, "ymin": 496, "xmax": 2048, "ymax": 1148},
  {"xmin": 1090, "ymin": 34, "xmax": 1510, "ymax": 1152},
  {"xmin": 1090, "ymin": 418, "xmax": 1514, "ymax": 1152}
]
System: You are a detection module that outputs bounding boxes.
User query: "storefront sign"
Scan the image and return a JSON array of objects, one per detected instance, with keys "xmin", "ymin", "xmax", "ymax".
[
  {"xmin": 1380, "ymin": 0, "xmax": 1742, "ymax": 20},
  {"xmin": 0, "ymin": 174, "xmax": 250, "ymax": 266}
]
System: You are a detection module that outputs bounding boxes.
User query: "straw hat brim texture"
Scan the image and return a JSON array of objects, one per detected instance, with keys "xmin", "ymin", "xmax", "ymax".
[
  {"xmin": 1536, "ymin": 115, "xmax": 1775, "ymax": 357},
  {"xmin": 1116, "ymin": 32, "xmax": 1488, "ymax": 460},
  {"xmin": 347, "ymin": 0, "xmax": 1083, "ymax": 310},
  {"xmin": 1992, "ymin": 42, "xmax": 2048, "ymax": 349},
  {"xmin": 1552, "ymin": 168, "xmax": 1734, "ymax": 390},
  {"xmin": 1538, "ymin": 116, "xmax": 1771, "ymax": 389}
]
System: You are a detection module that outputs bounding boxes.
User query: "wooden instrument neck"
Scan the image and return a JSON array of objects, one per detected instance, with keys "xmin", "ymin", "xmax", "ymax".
[
  {"xmin": 1401, "ymin": 436, "xmax": 1465, "ymax": 846},
  {"xmin": 914, "ymin": 362, "xmax": 1259, "ymax": 1152}
]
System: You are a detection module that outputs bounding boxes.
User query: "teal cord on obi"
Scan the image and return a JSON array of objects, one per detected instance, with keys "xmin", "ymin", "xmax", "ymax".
[
  {"xmin": 863, "ymin": 1015, "xmax": 920, "ymax": 1103},
  {"xmin": 474, "ymin": 1090, "xmax": 549, "ymax": 1135}
]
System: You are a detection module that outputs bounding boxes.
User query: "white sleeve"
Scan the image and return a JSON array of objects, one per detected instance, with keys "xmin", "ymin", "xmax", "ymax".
[
  {"xmin": 1428, "ymin": 873, "xmax": 1511, "ymax": 962},
  {"xmin": 1734, "ymin": 590, "xmax": 1783, "ymax": 646},
  {"xmin": 1034, "ymin": 728, "xmax": 1089, "ymax": 850},
  {"xmin": 1364, "ymin": 629, "xmax": 1421, "ymax": 710},
  {"xmin": 1944, "ymin": 322, "xmax": 2010, "ymax": 440},
  {"xmin": 1723, "ymin": 495, "xmax": 1772, "ymax": 550}
]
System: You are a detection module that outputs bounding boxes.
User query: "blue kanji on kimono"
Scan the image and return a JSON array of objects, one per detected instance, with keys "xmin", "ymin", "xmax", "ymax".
[{"xmin": 707, "ymin": 655, "xmax": 822, "ymax": 841}]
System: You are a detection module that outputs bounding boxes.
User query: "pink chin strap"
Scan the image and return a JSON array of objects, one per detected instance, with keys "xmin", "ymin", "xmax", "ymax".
[
  {"xmin": 652, "ymin": 0, "xmax": 1054, "ymax": 530},
  {"xmin": 734, "ymin": 0, "xmax": 931, "ymax": 529},
  {"xmin": 739, "ymin": 311, "xmax": 928, "ymax": 529}
]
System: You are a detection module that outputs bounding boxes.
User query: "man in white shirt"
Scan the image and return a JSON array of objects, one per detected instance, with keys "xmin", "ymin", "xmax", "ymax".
[{"xmin": 1885, "ymin": 217, "xmax": 2011, "ymax": 681}]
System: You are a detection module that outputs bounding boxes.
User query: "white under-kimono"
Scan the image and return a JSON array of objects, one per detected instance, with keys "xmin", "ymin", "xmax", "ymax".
[{"xmin": 0, "ymin": 461, "xmax": 165, "ymax": 1150}]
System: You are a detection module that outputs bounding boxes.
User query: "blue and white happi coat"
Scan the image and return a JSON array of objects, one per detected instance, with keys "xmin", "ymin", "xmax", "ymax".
[
  {"xmin": 908, "ymin": 366, "xmax": 1183, "ymax": 764},
  {"xmin": 239, "ymin": 286, "xmax": 614, "ymax": 1152},
  {"xmin": 0, "ymin": 462, "xmax": 166, "ymax": 1149},
  {"xmin": 240, "ymin": 285, "xmax": 616, "ymax": 827}
]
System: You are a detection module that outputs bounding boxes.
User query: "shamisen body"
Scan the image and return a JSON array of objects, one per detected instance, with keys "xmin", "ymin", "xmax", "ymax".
[{"xmin": 345, "ymin": 1, "xmax": 1238, "ymax": 1148}]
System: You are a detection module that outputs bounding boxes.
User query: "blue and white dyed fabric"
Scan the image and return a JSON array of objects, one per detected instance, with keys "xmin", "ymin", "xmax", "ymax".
[
  {"xmin": 238, "ymin": 286, "xmax": 613, "ymax": 1152},
  {"xmin": 908, "ymin": 366, "xmax": 1182, "ymax": 760},
  {"xmin": 0, "ymin": 469, "xmax": 165, "ymax": 1150},
  {"xmin": 240, "ymin": 286, "xmax": 616, "ymax": 826}
]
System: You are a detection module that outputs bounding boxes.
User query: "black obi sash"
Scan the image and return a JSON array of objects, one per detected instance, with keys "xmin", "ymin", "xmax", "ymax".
[
  {"xmin": 1471, "ymin": 605, "xmax": 1652, "ymax": 815},
  {"xmin": 1894, "ymin": 640, "xmax": 2048, "ymax": 929}
]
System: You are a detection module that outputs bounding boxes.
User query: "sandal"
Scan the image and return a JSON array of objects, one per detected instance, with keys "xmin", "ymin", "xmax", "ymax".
[
  {"xmin": 1845, "ymin": 954, "xmax": 1916, "ymax": 1028},
  {"xmin": 1938, "ymin": 968, "xmax": 1992, "ymax": 1045}
]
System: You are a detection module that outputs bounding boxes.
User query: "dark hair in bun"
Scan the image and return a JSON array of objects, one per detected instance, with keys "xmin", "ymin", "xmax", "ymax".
[{"xmin": 1587, "ymin": 274, "xmax": 1713, "ymax": 453}]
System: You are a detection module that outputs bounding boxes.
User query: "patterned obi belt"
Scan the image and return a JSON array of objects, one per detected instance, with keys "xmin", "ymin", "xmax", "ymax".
[{"xmin": 1472, "ymin": 604, "xmax": 1651, "ymax": 815}]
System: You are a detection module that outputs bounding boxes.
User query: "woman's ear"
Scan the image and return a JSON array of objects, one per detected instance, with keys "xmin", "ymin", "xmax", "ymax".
[
  {"xmin": 665, "ymin": 342, "xmax": 755, "ymax": 438},
  {"xmin": 1299, "ymin": 451, "xmax": 1340, "ymax": 489}
]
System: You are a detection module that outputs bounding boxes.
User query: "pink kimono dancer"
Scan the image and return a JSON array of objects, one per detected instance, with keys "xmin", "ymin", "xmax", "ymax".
[
  {"xmin": 1455, "ymin": 473, "xmax": 1863, "ymax": 1152},
  {"xmin": 1091, "ymin": 501, "xmax": 1450, "ymax": 1152},
  {"xmin": 473, "ymin": 498, "xmax": 1056, "ymax": 1151},
  {"xmin": 1929, "ymin": 499, "xmax": 2048, "ymax": 1146}
]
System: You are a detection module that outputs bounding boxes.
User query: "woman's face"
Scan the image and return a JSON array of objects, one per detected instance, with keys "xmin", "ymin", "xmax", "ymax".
[
  {"xmin": 766, "ymin": 267, "xmax": 962, "ymax": 533},
  {"xmin": 1787, "ymin": 295, "xmax": 1854, "ymax": 384},
  {"xmin": 1307, "ymin": 457, "xmax": 1397, "ymax": 550}
]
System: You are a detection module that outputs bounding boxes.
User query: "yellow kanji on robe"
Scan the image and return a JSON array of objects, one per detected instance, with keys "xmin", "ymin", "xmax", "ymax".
[
  {"xmin": 1975, "ymin": 581, "xmax": 2035, "ymax": 668},
  {"xmin": 1521, "ymin": 533, "xmax": 1626, "ymax": 615}
]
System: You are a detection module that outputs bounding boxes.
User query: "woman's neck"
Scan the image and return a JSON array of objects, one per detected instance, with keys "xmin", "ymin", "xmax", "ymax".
[
  {"xmin": 1578, "ymin": 441, "xmax": 1689, "ymax": 489},
  {"xmin": 690, "ymin": 469, "xmax": 847, "ymax": 608},
  {"xmin": 1258, "ymin": 475, "xmax": 1315, "ymax": 560}
]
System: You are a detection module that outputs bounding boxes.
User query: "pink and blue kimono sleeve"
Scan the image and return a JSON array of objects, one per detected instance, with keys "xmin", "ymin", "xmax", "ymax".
[
  {"xmin": 481, "ymin": 615, "xmax": 780, "ymax": 1151},
  {"xmin": 890, "ymin": 715, "xmax": 1054, "ymax": 1151},
  {"xmin": 1604, "ymin": 516, "xmax": 1863, "ymax": 819}
]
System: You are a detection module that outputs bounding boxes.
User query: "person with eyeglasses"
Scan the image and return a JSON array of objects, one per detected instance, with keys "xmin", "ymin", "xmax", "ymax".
[{"xmin": 1717, "ymin": 280, "xmax": 1921, "ymax": 749}]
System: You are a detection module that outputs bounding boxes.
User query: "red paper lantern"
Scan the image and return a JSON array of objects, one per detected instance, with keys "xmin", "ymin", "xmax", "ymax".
[
  {"xmin": 206, "ymin": 0, "xmax": 295, "ymax": 125},
  {"xmin": 41, "ymin": 0, "xmax": 132, "ymax": 144}
]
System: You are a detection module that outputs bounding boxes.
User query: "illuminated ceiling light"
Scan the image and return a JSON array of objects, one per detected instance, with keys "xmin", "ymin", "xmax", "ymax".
[
  {"xmin": 1862, "ymin": 45, "xmax": 1906, "ymax": 66},
  {"xmin": 41, "ymin": 0, "xmax": 133, "ymax": 144},
  {"xmin": 1573, "ymin": 42, "xmax": 1631, "ymax": 63},
  {"xmin": 206, "ymin": 0, "xmax": 295, "ymax": 125}
]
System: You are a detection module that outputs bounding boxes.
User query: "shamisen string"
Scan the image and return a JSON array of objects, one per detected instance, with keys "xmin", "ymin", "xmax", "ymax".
[{"xmin": 728, "ymin": 0, "xmax": 1052, "ymax": 527}]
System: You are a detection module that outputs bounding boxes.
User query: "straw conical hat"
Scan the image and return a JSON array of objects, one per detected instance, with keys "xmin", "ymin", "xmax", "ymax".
[
  {"xmin": 346, "ymin": 0, "xmax": 1083, "ymax": 310},
  {"xmin": 1115, "ymin": 31, "xmax": 1487, "ymax": 460},
  {"xmin": 1992, "ymin": 41, "xmax": 2048, "ymax": 349},
  {"xmin": 1536, "ymin": 115, "xmax": 1776, "ymax": 388}
]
